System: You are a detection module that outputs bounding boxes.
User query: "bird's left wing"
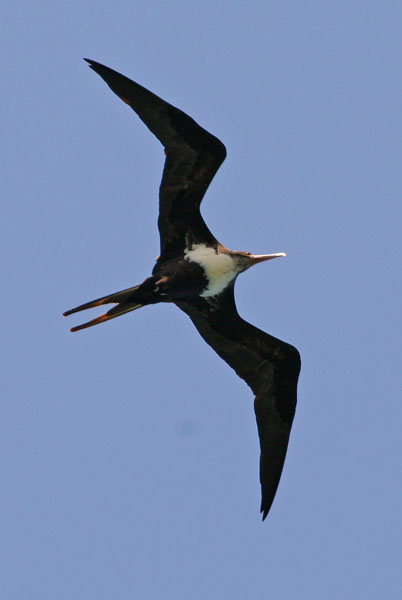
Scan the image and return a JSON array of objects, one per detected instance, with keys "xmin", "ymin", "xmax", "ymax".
[
  {"xmin": 84, "ymin": 59, "xmax": 226, "ymax": 261},
  {"xmin": 175, "ymin": 286, "xmax": 301, "ymax": 520}
]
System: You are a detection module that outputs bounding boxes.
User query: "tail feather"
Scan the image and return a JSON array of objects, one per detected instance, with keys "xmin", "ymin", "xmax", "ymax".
[
  {"xmin": 70, "ymin": 302, "xmax": 142, "ymax": 332},
  {"xmin": 63, "ymin": 284, "xmax": 142, "ymax": 332},
  {"xmin": 63, "ymin": 285, "xmax": 140, "ymax": 317}
]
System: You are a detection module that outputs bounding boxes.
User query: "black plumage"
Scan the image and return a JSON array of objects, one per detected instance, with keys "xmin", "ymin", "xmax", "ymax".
[{"xmin": 64, "ymin": 59, "xmax": 301, "ymax": 520}]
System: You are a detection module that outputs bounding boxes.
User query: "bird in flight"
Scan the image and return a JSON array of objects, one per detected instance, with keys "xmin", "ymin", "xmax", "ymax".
[{"xmin": 64, "ymin": 59, "xmax": 301, "ymax": 520}]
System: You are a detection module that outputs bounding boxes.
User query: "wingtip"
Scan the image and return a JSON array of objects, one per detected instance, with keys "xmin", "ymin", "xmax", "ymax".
[
  {"xmin": 260, "ymin": 498, "xmax": 271, "ymax": 521},
  {"xmin": 83, "ymin": 58, "xmax": 96, "ymax": 70}
]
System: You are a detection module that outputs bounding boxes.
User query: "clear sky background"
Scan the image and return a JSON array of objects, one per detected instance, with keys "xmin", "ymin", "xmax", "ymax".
[{"xmin": 2, "ymin": 2, "xmax": 401, "ymax": 598}]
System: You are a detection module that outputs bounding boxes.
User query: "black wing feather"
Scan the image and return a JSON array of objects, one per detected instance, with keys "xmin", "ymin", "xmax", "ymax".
[
  {"xmin": 84, "ymin": 59, "xmax": 226, "ymax": 260},
  {"xmin": 175, "ymin": 286, "xmax": 301, "ymax": 520}
]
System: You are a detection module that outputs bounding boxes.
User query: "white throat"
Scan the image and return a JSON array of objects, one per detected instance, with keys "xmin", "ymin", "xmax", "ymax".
[{"xmin": 184, "ymin": 244, "xmax": 238, "ymax": 297}]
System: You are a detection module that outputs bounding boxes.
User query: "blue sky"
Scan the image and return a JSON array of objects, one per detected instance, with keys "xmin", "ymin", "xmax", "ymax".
[{"xmin": 2, "ymin": 2, "xmax": 401, "ymax": 598}]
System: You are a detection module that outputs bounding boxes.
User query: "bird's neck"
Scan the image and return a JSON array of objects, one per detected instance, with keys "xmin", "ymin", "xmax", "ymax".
[{"xmin": 184, "ymin": 244, "xmax": 239, "ymax": 297}]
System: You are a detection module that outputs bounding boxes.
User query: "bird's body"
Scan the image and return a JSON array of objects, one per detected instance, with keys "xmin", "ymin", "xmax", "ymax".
[{"xmin": 64, "ymin": 60, "xmax": 301, "ymax": 519}]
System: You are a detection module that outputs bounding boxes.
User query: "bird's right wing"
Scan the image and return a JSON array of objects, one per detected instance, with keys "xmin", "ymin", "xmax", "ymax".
[
  {"xmin": 84, "ymin": 59, "xmax": 226, "ymax": 261},
  {"xmin": 175, "ymin": 286, "xmax": 301, "ymax": 520}
]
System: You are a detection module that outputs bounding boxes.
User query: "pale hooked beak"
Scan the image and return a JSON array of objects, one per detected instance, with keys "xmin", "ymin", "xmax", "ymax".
[{"xmin": 250, "ymin": 252, "xmax": 286, "ymax": 265}]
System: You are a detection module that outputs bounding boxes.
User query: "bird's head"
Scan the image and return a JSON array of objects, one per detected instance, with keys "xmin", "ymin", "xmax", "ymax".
[{"xmin": 231, "ymin": 250, "xmax": 286, "ymax": 274}]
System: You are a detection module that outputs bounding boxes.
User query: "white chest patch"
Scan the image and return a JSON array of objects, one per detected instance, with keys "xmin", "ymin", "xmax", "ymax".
[{"xmin": 184, "ymin": 244, "xmax": 238, "ymax": 297}]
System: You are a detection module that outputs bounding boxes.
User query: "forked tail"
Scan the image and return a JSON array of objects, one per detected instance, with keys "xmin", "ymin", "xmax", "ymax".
[{"xmin": 63, "ymin": 284, "xmax": 142, "ymax": 332}]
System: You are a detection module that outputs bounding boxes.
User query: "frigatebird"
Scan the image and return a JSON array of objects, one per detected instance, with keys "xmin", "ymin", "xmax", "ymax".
[{"xmin": 64, "ymin": 59, "xmax": 301, "ymax": 520}]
